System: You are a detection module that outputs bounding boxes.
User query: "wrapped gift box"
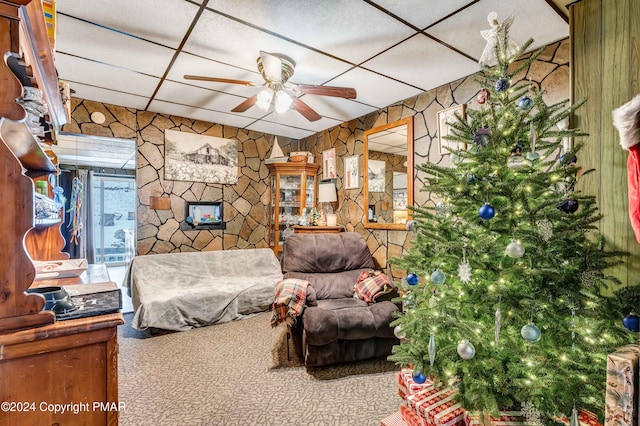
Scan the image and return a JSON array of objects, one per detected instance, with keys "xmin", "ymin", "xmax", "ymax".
[
  {"xmin": 605, "ymin": 344, "xmax": 640, "ymax": 426},
  {"xmin": 408, "ymin": 385, "xmax": 465, "ymax": 426},
  {"xmin": 381, "ymin": 410, "xmax": 408, "ymax": 426},
  {"xmin": 402, "ymin": 404, "xmax": 426, "ymax": 426},
  {"xmin": 398, "ymin": 368, "xmax": 433, "ymax": 397},
  {"xmin": 465, "ymin": 411, "xmax": 526, "ymax": 426},
  {"xmin": 554, "ymin": 409, "xmax": 601, "ymax": 426}
]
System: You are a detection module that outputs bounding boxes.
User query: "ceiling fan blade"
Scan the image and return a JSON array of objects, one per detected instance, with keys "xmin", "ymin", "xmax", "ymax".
[
  {"xmin": 184, "ymin": 75, "xmax": 257, "ymax": 86},
  {"xmin": 294, "ymin": 84, "xmax": 357, "ymax": 99},
  {"xmin": 291, "ymin": 97, "xmax": 322, "ymax": 122},
  {"xmin": 259, "ymin": 51, "xmax": 283, "ymax": 82},
  {"xmin": 231, "ymin": 95, "xmax": 258, "ymax": 113}
]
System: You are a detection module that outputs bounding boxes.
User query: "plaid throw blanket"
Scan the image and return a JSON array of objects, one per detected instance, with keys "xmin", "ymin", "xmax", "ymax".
[{"xmin": 270, "ymin": 278, "xmax": 310, "ymax": 327}]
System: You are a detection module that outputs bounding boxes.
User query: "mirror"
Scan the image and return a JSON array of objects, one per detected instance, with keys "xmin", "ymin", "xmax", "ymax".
[{"xmin": 363, "ymin": 117, "xmax": 413, "ymax": 230}]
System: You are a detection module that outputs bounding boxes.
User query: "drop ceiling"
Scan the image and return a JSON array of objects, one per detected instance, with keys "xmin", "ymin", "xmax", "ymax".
[{"xmin": 54, "ymin": 0, "xmax": 570, "ymax": 141}]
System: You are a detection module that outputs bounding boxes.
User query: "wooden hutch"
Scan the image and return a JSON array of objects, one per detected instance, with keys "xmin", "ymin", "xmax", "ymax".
[
  {"xmin": 267, "ymin": 161, "xmax": 319, "ymax": 256},
  {"xmin": 0, "ymin": 2, "xmax": 123, "ymax": 425}
]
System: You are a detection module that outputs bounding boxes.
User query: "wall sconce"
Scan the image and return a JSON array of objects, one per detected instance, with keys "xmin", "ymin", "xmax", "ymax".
[{"xmin": 149, "ymin": 195, "xmax": 171, "ymax": 210}]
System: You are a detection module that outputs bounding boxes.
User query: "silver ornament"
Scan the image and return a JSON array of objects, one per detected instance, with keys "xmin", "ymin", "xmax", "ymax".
[
  {"xmin": 495, "ymin": 307, "xmax": 502, "ymax": 344},
  {"xmin": 394, "ymin": 325, "xmax": 406, "ymax": 339},
  {"xmin": 581, "ymin": 270, "xmax": 598, "ymax": 287},
  {"xmin": 505, "ymin": 240, "xmax": 525, "ymax": 258},
  {"xmin": 428, "ymin": 332, "xmax": 436, "ymax": 366},
  {"xmin": 521, "ymin": 322, "xmax": 542, "ymax": 343},
  {"xmin": 436, "ymin": 200, "xmax": 451, "ymax": 218},
  {"xmin": 457, "ymin": 339, "xmax": 476, "ymax": 360},
  {"xmin": 522, "ymin": 401, "xmax": 542, "ymax": 426},
  {"xmin": 428, "ymin": 292, "xmax": 437, "ymax": 308},
  {"xmin": 458, "ymin": 261, "xmax": 472, "ymax": 283},
  {"xmin": 570, "ymin": 408, "xmax": 580, "ymax": 426},
  {"xmin": 537, "ymin": 218, "xmax": 553, "ymax": 242},
  {"xmin": 507, "ymin": 155, "xmax": 526, "ymax": 169}
]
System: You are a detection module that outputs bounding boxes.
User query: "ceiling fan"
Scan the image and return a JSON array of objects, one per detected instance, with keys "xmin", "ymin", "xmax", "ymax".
[{"xmin": 184, "ymin": 51, "xmax": 357, "ymax": 122}]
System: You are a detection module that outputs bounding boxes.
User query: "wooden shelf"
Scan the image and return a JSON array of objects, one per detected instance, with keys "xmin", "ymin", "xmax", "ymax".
[{"xmin": 0, "ymin": 118, "xmax": 55, "ymax": 172}]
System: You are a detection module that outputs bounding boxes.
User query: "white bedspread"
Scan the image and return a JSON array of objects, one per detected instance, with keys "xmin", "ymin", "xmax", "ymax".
[{"xmin": 124, "ymin": 248, "xmax": 283, "ymax": 331}]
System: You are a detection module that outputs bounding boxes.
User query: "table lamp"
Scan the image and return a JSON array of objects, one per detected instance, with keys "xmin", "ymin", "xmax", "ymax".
[{"xmin": 317, "ymin": 181, "xmax": 337, "ymax": 225}]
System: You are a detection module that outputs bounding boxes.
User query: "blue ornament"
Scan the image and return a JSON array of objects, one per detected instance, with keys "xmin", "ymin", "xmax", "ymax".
[
  {"xmin": 430, "ymin": 270, "xmax": 446, "ymax": 285},
  {"xmin": 521, "ymin": 323, "xmax": 542, "ymax": 343},
  {"xmin": 623, "ymin": 313, "xmax": 640, "ymax": 332},
  {"xmin": 557, "ymin": 199, "xmax": 579, "ymax": 214},
  {"xmin": 186, "ymin": 216, "xmax": 194, "ymax": 224},
  {"xmin": 560, "ymin": 153, "xmax": 578, "ymax": 164},
  {"xmin": 412, "ymin": 370, "xmax": 427, "ymax": 384},
  {"xmin": 517, "ymin": 96, "xmax": 532, "ymax": 109},
  {"xmin": 406, "ymin": 273, "xmax": 419, "ymax": 286},
  {"xmin": 479, "ymin": 202, "xmax": 495, "ymax": 220},
  {"xmin": 495, "ymin": 78, "xmax": 510, "ymax": 93}
]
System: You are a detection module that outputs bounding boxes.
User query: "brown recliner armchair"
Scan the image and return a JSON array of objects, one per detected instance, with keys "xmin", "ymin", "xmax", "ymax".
[{"xmin": 281, "ymin": 232, "xmax": 400, "ymax": 367}]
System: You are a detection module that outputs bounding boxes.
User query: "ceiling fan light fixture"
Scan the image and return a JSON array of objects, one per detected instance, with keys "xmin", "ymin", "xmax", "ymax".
[
  {"xmin": 275, "ymin": 90, "xmax": 292, "ymax": 113},
  {"xmin": 256, "ymin": 88, "xmax": 273, "ymax": 110}
]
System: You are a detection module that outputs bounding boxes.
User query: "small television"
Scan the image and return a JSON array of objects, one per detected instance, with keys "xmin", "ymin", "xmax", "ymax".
[{"xmin": 182, "ymin": 201, "xmax": 226, "ymax": 230}]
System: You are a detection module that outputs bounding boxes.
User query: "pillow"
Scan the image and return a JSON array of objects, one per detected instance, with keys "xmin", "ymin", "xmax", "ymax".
[{"xmin": 353, "ymin": 270, "xmax": 393, "ymax": 303}]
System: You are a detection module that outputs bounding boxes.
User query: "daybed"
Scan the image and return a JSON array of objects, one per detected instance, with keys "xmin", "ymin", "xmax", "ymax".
[{"xmin": 124, "ymin": 248, "xmax": 283, "ymax": 331}]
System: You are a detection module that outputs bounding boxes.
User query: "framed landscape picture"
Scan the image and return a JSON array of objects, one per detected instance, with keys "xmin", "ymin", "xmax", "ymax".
[
  {"xmin": 164, "ymin": 129, "xmax": 238, "ymax": 184},
  {"xmin": 437, "ymin": 104, "xmax": 466, "ymax": 155},
  {"xmin": 343, "ymin": 155, "xmax": 359, "ymax": 189},
  {"xmin": 367, "ymin": 159, "xmax": 386, "ymax": 192}
]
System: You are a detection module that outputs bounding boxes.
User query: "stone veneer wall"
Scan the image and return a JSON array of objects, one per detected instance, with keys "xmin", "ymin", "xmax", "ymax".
[
  {"xmin": 300, "ymin": 39, "xmax": 570, "ymax": 276},
  {"xmin": 63, "ymin": 99, "xmax": 296, "ymax": 254},
  {"xmin": 63, "ymin": 39, "xmax": 568, "ymax": 262}
]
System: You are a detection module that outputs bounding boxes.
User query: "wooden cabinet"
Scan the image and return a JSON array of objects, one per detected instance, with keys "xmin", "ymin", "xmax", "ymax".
[
  {"xmin": 0, "ymin": 2, "xmax": 124, "ymax": 425},
  {"xmin": 267, "ymin": 162, "xmax": 319, "ymax": 256}
]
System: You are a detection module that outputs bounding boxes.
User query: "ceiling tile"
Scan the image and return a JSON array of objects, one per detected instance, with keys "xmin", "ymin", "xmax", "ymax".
[
  {"xmin": 246, "ymin": 120, "xmax": 315, "ymax": 140},
  {"xmin": 56, "ymin": 0, "xmax": 200, "ymax": 48},
  {"xmin": 56, "ymin": 14, "xmax": 176, "ymax": 77},
  {"xmin": 372, "ymin": 0, "xmax": 474, "ymax": 29},
  {"xmin": 328, "ymin": 68, "xmax": 423, "ymax": 109},
  {"xmin": 154, "ymin": 80, "xmax": 265, "ymax": 119},
  {"xmin": 299, "ymin": 96, "xmax": 378, "ymax": 123},
  {"xmin": 70, "ymin": 84, "xmax": 149, "ymax": 110},
  {"xmin": 183, "ymin": 9, "xmax": 354, "ymax": 86},
  {"xmin": 147, "ymin": 100, "xmax": 257, "ymax": 129},
  {"xmin": 56, "ymin": 53, "xmax": 160, "ymax": 97},
  {"xmin": 264, "ymin": 109, "xmax": 343, "ymax": 133},
  {"xmin": 206, "ymin": 0, "xmax": 417, "ymax": 64},
  {"xmin": 427, "ymin": 0, "xmax": 568, "ymax": 61},
  {"xmin": 362, "ymin": 33, "xmax": 480, "ymax": 92}
]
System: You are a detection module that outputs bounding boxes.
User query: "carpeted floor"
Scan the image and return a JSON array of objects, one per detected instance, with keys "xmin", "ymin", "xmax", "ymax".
[{"xmin": 118, "ymin": 311, "xmax": 403, "ymax": 426}]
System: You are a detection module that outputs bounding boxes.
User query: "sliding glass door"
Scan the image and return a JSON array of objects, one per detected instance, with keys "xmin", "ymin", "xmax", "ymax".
[{"xmin": 92, "ymin": 174, "xmax": 136, "ymax": 265}]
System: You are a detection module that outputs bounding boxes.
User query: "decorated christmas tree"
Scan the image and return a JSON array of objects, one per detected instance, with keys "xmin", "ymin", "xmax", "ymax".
[{"xmin": 389, "ymin": 14, "xmax": 635, "ymax": 423}]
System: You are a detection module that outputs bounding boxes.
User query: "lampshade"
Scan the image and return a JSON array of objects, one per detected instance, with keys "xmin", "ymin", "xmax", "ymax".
[{"xmin": 317, "ymin": 182, "xmax": 337, "ymax": 203}]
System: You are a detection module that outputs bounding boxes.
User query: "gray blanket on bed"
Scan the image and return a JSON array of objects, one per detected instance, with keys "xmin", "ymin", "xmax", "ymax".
[{"xmin": 124, "ymin": 248, "xmax": 283, "ymax": 331}]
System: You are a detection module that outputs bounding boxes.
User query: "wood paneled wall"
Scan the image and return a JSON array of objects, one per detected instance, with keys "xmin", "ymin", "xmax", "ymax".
[{"xmin": 571, "ymin": 0, "xmax": 640, "ymax": 290}]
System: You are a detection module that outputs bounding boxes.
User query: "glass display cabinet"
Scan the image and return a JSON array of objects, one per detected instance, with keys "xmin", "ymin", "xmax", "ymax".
[{"xmin": 267, "ymin": 162, "xmax": 319, "ymax": 256}]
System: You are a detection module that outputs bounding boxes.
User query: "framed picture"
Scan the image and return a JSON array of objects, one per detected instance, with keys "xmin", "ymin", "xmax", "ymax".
[
  {"xmin": 343, "ymin": 155, "xmax": 359, "ymax": 189},
  {"xmin": 437, "ymin": 104, "xmax": 466, "ymax": 155},
  {"xmin": 367, "ymin": 159, "xmax": 386, "ymax": 192},
  {"xmin": 165, "ymin": 129, "xmax": 238, "ymax": 184},
  {"xmin": 323, "ymin": 148, "xmax": 336, "ymax": 180}
]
